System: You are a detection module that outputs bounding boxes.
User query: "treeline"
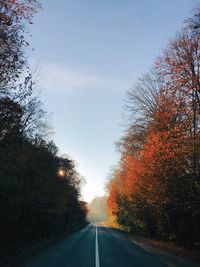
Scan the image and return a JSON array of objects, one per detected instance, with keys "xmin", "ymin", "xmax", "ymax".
[
  {"xmin": 0, "ymin": 0, "xmax": 87, "ymax": 263},
  {"xmin": 88, "ymin": 196, "xmax": 108, "ymax": 223},
  {"xmin": 107, "ymin": 8, "xmax": 200, "ymax": 242}
]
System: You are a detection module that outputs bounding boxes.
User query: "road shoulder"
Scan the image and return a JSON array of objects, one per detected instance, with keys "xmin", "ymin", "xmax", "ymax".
[{"xmin": 126, "ymin": 234, "xmax": 200, "ymax": 267}]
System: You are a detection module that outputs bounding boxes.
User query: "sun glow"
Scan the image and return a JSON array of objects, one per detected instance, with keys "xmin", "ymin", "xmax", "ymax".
[{"xmin": 58, "ymin": 169, "xmax": 65, "ymax": 177}]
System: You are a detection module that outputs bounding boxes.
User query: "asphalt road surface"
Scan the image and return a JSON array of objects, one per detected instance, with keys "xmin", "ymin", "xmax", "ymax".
[{"xmin": 25, "ymin": 223, "xmax": 166, "ymax": 267}]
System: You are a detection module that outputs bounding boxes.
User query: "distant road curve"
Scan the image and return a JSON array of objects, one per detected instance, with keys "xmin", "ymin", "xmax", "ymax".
[{"xmin": 25, "ymin": 223, "xmax": 168, "ymax": 267}]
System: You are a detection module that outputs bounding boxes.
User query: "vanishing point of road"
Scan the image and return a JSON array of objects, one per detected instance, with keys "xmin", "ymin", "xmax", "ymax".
[{"xmin": 25, "ymin": 223, "xmax": 166, "ymax": 267}]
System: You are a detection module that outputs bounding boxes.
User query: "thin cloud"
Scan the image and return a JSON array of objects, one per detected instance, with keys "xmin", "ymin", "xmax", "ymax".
[{"xmin": 40, "ymin": 63, "xmax": 129, "ymax": 91}]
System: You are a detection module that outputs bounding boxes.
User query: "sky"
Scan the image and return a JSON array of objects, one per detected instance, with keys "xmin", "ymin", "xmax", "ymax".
[{"xmin": 29, "ymin": 0, "xmax": 194, "ymax": 202}]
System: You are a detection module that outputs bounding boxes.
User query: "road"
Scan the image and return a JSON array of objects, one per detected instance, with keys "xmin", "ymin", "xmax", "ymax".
[{"xmin": 25, "ymin": 223, "xmax": 166, "ymax": 267}]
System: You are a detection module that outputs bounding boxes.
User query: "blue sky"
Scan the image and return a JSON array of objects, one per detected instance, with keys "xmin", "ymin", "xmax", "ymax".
[{"xmin": 29, "ymin": 0, "xmax": 193, "ymax": 202}]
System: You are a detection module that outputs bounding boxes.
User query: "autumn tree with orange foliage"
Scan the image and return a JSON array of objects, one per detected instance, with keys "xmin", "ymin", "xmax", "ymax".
[{"xmin": 107, "ymin": 7, "xmax": 200, "ymax": 241}]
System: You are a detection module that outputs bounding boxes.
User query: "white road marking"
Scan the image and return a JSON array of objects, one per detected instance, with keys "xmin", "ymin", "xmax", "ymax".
[{"xmin": 95, "ymin": 225, "xmax": 100, "ymax": 267}]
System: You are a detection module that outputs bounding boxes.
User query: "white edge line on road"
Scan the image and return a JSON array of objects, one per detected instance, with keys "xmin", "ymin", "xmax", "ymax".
[{"xmin": 95, "ymin": 225, "xmax": 100, "ymax": 267}]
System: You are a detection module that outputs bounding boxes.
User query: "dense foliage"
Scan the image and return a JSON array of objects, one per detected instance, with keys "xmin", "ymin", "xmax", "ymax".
[
  {"xmin": 0, "ymin": 1, "xmax": 87, "ymax": 265},
  {"xmin": 107, "ymin": 8, "xmax": 200, "ymax": 242},
  {"xmin": 0, "ymin": 138, "xmax": 87, "ymax": 243}
]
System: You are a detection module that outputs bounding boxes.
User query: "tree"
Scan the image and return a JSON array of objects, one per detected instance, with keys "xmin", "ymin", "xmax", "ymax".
[
  {"xmin": 0, "ymin": 3, "xmax": 87, "ymax": 266},
  {"xmin": 0, "ymin": 0, "xmax": 41, "ymax": 91},
  {"xmin": 107, "ymin": 6, "xmax": 200, "ymax": 241}
]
